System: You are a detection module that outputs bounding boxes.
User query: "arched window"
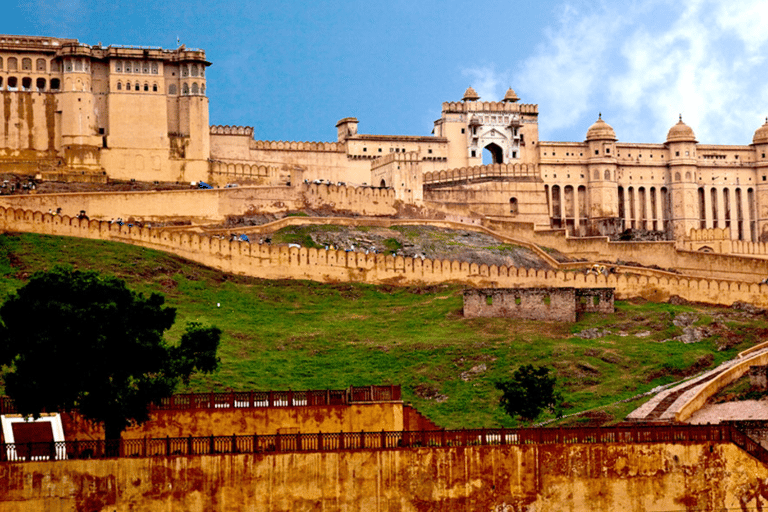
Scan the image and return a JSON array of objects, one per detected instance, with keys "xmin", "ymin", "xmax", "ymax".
[
  {"xmin": 134, "ymin": 82, "xmax": 139, "ymax": 91},
  {"xmin": 143, "ymin": 62, "xmax": 149, "ymax": 74},
  {"xmin": 74, "ymin": 59, "xmax": 82, "ymax": 71},
  {"xmin": 116, "ymin": 81, "xmax": 122, "ymax": 91},
  {"xmin": 115, "ymin": 61, "xmax": 122, "ymax": 73},
  {"xmin": 0, "ymin": 77, "xmax": 3, "ymax": 89},
  {"xmin": 182, "ymin": 83, "xmax": 189, "ymax": 95},
  {"xmin": 191, "ymin": 64, "xmax": 199, "ymax": 77},
  {"xmin": 8, "ymin": 57, "xmax": 18, "ymax": 71},
  {"xmin": 134, "ymin": 62, "xmax": 140, "ymax": 73},
  {"xmin": 22, "ymin": 58, "xmax": 31, "ymax": 71},
  {"xmin": 201, "ymin": 84, "xmax": 205, "ymax": 95},
  {"xmin": 168, "ymin": 84, "xmax": 177, "ymax": 95},
  {"xmin": 7, "ymin": 77, "xmax": 18, "ymax": 90},
  {"xmin": 604, "ymin": 170, "xmax": 611, "ymax": 180},
  {"xmin": 36, "ymin": 78, "xmax": 46, "ymax": 91},
  {"xmin": 36, "ymin": 59, "xmax": 46, "ymax": 72},
  {"xmin": 200, "ymin": 67, "xmax": 204, "ymax": 77},
  {"xmin": 0, "ymin": 57, "xmax": 3, "ymax": 70},
  {"xmin": 674, "ymin": 172, "xmax": 681, "ymax": 181},
  {"xmin": 50, "ymin": 60, "xmax": 60, "ymax": 72},
  {"xmin": 509, "ymin": 197, "xmax": 518, "ymax": 215},
  {"xmin": 22, "ymin": 77, "xmax": 32, "ymax": 91},
  {"xmin": 380, "ymin": 179, "xmax": 386, "ymax": 187},
  {"xmin": 50, "ymin": 78, "xmax": 60, "ymax": 90},
  {"xmin": 152, "ymin": 83, "xmax": 158, "ymax": 92},
  {"xmin": 191, "ymin": 82, "xmax": 199, "ymax": 94},
  {"xmin": 182, "ymin": 65, "xmax": 188, "ymax": 77},
  {"xmin": 143, "ymin": 82, "xmax": 149, "ymax": 91},
  {"xmin": 151, "ymin": 63, "xmax": 158, "ymax": 74},
  {"xmin": 593, "ymin": 170, "xmax": 599, "ymax": 180}
]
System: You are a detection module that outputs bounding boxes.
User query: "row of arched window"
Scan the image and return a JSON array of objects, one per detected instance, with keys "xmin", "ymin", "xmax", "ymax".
[
  {"xmin": 113, "ymin": 81, "xmax": 206, "ymax": 95},
  {"xmin": 116, "ymin": 81, "xmax": 159, "ymax": 92},
  {"xmin": 0, "ymin": 57, "xmax": 59, "ymax": 73},
  {"xmin": 114, "ymin": 60, "xmax": 159, "ymax": 75},
  {"xmin": 180, "ymin": 63, "xmax": 204, "ymax": 78},
  {"xmin": 169, "ymin": 83, "xmax": 206, "ymax": 95},
  {"xmin": 0, "ymin": 76, "xmax": 60, "ymax": 91}
]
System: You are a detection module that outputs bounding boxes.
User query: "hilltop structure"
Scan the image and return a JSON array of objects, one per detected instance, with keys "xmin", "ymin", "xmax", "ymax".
[{"xmin": 2, "ymin": 33, "xmax": 768, "ymax": 243}]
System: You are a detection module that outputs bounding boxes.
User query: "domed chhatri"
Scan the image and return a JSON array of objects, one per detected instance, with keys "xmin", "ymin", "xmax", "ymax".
[
  {"xmin": 462, "ymin": 86, "xmax": 480, "ymax": 102},
  {"xmin": 502, "ymin": 87, "xmax": 520, "ymax": 103},
  {"xmin": 666, "ymin": 115, "xmax": 697, "ymax": 143},
  {"xmin": 753, "ymin": 118, "xmax": 768, "ymax": 145},
  {"xmin": 585, "ymin": 113, "xmax": 617, "ymax": 141}
]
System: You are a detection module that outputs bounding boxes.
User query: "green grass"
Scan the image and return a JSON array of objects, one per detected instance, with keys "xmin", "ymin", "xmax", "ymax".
[{"xmin": 0, "ymin": 232, "xmax": 765, "ymax": 428}]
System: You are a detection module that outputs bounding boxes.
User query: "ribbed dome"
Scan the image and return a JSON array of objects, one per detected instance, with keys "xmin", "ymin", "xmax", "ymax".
[
  {"xmin": 585, "ymin": 114, "xmax": 617, "ymax": 141},
  {"xmin": 753, "ymin": 118, "xmax": 768, "ymax": 145},
  {"xmin": 666, "ymin": 116, "xmax": 697, "ymax": 143},
  {"xmin": 502, "ymin": 87, "xmax": 519, "ymax": 103},
  {"xmin": 462, "ymin": 86, "xmax": 480, "ymax": 102}
]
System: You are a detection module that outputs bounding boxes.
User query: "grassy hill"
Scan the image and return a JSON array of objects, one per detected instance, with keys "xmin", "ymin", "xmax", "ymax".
[{"xmin": 0, "ymin": 232, "xmax": 765, "ymax": 428}]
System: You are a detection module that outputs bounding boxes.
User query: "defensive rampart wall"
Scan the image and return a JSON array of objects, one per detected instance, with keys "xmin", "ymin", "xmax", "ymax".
[
  {"xmin": 423, "ymin": 162, "xmax": 539, "ymax": 185},
  {"xmin": 483, "ymin": 217, "xmax": 768, "ymax": 282},
  {"xmin": 4, "ymin": 206, "xmax": 768, "ymax": 307},
  {"xmin": 2, "ymin": 439, "xmax": 767, "ymax": 511},
  {"xmin": 209, "ymin": 131, "xmax": 373, "ymax": 184},
  {"xmin": 0, "ymin": 183, "xmax": 397, "ymax": 222}
]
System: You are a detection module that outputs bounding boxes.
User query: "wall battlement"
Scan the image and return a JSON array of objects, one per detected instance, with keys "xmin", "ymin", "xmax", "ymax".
[
  {"xmin": 442, "ymin": 101, "xmax": 539, "ymax": 114},
  {"xmin": 209, "ymin": 125, "xmax": 254, "ymax": 136},
  {"xmin": 424, "ymin": 162, "xmax": 539, "ymax": 185},
  {"xmin": 4, "ymin": 205, "xmax": 768, "ymax": 307},
  {"xmin": 249, "ymin": 140, "xmax": 344, "ymax": 152}
]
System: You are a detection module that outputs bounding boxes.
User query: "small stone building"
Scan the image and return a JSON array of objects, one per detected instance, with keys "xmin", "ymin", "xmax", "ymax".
[{"xmin": 463, "ymin": 287, "xmax": 614, "ymax": 322}]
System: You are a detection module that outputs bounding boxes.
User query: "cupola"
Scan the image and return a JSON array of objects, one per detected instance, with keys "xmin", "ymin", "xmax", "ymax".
[
  {"xmin": 502, "ymin": 87, "xmax": 519, "ymax": 103},
  {"xmin": 585, "ymin": 114, "xmax": 617, "ymax": 141},
  {"xmin": 462, "ymin": 86, "xmax": 480, "ymax": 102},
  {"xmin": 753, "ymin": 118, "xmax": 768, "ymax": 145},
  {"xmin": 666, "ymin": 115, "xmax": 697, "ymax": 143}
]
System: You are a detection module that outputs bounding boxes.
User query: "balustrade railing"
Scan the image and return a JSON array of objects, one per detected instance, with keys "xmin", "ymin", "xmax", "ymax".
[
  {"xmin": 0, "ymin": 385, "xmax": 401, "ymax": 415},
  {"xmin": 1, "ymin": 424, "xmax": 758, "ymax": 464}
]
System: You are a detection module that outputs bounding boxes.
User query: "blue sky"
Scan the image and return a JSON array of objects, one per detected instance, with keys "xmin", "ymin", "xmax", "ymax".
[{"xmin": 5, "ymin": 0, "xmax": 768, "ymax": 146}]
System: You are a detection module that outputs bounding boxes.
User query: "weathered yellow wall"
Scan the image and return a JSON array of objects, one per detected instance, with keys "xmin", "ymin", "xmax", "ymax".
[
  {"xmin": 59, "ymin": 404, "xmax": 404, "ymax": 441},
  {"xmin": 1, "ymin": 442, "xmax": 766, "ymax": 511}
]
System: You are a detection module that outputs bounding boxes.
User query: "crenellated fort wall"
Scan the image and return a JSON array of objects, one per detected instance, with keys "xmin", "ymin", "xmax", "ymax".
[
  {"xmin": 4, "ymin": 205, "xmax": 768, "ymax": 307},
  {"xmin": 0, "ymin": 182, "xmax": 397, "ymax": 222}
]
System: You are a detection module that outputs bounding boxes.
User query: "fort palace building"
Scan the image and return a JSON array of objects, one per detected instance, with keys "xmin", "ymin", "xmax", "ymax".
[{"xmin": 3, "ymin": 34, "xmax": 768, "ymax": 242}]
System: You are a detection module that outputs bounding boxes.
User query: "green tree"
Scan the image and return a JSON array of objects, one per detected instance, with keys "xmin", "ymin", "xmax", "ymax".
[
  {"xmin": 0, "ymin": 266, "xmax": 221, "ymax": 442},
  {"xmin": 496, "ymin": 364, "xmax": 562, "ymax": 424}
]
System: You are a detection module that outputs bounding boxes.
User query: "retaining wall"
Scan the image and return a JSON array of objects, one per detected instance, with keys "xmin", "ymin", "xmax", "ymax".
[{"xmin": 1, "ymin": 441, "xmax": 766, "ymax": 511}]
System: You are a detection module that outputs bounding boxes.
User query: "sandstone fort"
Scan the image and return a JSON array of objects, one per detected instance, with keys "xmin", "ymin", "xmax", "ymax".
[{"xmin": 5, "ymin": 34, "xmax": 768, "ymax": 511}]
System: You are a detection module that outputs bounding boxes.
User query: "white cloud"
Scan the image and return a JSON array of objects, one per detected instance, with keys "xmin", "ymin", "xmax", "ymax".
[
  {"xmin": 460, "ymin": 67, "xmax": 506, "ymax": 103},
  {"xmin": 478, "ymin": 0, "xmax": 768, "ymax": 144}
]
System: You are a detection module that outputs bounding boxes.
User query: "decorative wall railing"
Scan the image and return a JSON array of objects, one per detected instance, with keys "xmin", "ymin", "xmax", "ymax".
[
  {"xmin": 2, "ymin": 424, "xmax": 763, "ymax": 464},
  {"xmin": 0, "ymin": 385, "xmax": 401, "ymax": 415}
]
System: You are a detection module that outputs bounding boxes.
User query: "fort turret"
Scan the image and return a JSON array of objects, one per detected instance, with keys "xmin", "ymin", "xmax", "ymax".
[
  {"xmin": 584, "ymin": 115, "xmax": 620, "ymax": 235},
  {"xmin": 666, "ymin": 116, "xmax": 700, "ymax": 238}
]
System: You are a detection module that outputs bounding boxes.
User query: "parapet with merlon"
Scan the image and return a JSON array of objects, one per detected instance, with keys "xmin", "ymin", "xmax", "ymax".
[
  {"xmin": 249, "ymin": 140, "xmax": 345, "ymax": 152},
  {"xmin": 442, "ymin": 101, "xmax": 539, "ymax": 115}
]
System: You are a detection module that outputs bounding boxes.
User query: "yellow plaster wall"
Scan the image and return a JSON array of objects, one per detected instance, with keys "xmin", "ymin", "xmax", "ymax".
[
  {"xmin": 59, "ymin": 403, "xmax": 404, "ymax": 441},
  {"xmin": 1, "ymin": 442, "xmax": 766, "ymax": 511}
]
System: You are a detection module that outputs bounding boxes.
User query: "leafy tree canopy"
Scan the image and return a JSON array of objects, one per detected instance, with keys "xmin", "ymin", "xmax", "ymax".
[
  {"xmin": 495, "ymin": 364, "xmax": 562, "ymax": 424},
  {"xmin": 0, "ymin": 266, "xmax": 221, "ymax": 440}
]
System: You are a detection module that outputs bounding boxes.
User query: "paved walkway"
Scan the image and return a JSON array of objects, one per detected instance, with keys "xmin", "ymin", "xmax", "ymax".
[
  {"xmin": 627, "ymin": 345, "xmax": 768, "ymax": 422},
  {"xmin": 688, "ymin": 400, "xmax": 768, "ymax": 423}
]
